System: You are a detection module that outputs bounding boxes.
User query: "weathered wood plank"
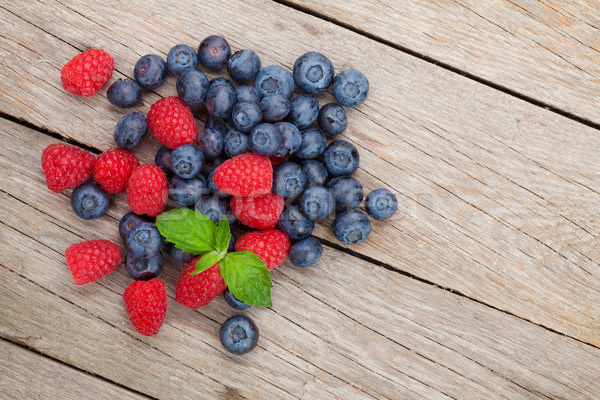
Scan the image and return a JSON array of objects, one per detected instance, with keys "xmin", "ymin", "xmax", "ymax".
[{"xmin": 285, "ymin": 0, "xmax": 600, "ymax": 124}]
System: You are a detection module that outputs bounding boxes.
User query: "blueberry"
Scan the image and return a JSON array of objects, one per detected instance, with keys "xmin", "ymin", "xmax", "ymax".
[
  {"xmin": 365, "ymin": 188, "xmax": 397, "ymax": 220},
  {"xmin": 206, "ymin": 82, "xmax": 235, "ymax": 119},
  {"xmin": 71, "ymin": 183, "xmax": 109, "ymax": 220},
  {"xmin": 322, "ymin": 140, "xmax": 360, "ymax": 177},
  {"xmin": 220, "ymin": 315, "xmax": 259, "ymax": 355},
  {"xmin": 125, "ymin": 251, "xmax": 164, "ymax": 280},
  {"xmin": 134, "ymin": 54, "xmax": 167, "ymax": 89},
  {"xmin": 195, "ymin": 196, "xmax": 235, "ymax": 224},
  {"xmin": 196, "ymin": 128, "xmax": 224, "ymax": 159},
  {"xmin": 198, "ymin": 35, "xmax": 231, "ymax": 69},
  {"xmin": 327, "ymin": 176, "xmax": 364, "ymax": 211},
  {"xmin": 155, "ymin": 146, "xmax": 173, "ymax": 175},
  {"xmin": 107, "ymin": 79, "xmax": 142, "ymax": 108},
  {"xmin": 260, "ymin": 94, "xmax": 291, "ymax": 122},
  {"xmin": 293, "ymin": 51, "xmax": 334, "ymax": 94},
  {"xmin": 250, "ymin": 123, "xmax": 281, "ymax": 157},
  {"xmin": 289, "ymin": 237, "xmax": 322, "ymax": 268},
  {"xmin": 272, "ymin": 162, "xmax": 307, "ymax": 198},
  {"xmin": 318, "ymin": 103, "xmax": 347, "ymax": 136},
  {"xmin": 232, "ymin": 101, "xmax": 262, "ymax": 133},
  {"xmin": 224, "ymin": 128, "xmax": 250, "ymax": 157},
  {"xmin": 205, "ymin": 116, "xmax": 231, "ymax": 137},
  {"xmin": 169, "ymin": 243, "xmax": 195, "ymax": 264},
  {"xmin": 300, "ymin": 160, "xmax": 328, "ymax": 187},
  {"xmin": 296, "ymin": 129, "xmax": 326, "ymax": 160},
  {"xmin": 227, "ymin": 49, "xmax": 261, "ymax": 82},
  {"xmin": 254, "ymin": 65, "xmax": 294, "ymax": 99},
  {"xmin": 167, "ymin": 44, "xmax": 198, "ymax": 75},
  {"xmin": 176, "ymin": 69, "xmax": 209, "ymax": 107},
  {"xmin": 209, "ymin": 77, "xmax": 236, "ymax": 91},
  {"xmin": 286, "ymin": 94, "xmax": 319, "ymax": 129},
  {"xmin": 114, "ymin": 112, "xmax": 148, "ymax": 150},
  {"xmin": 235, "ymin": 85, "xmax": 260, "ymax": 104},
  {"xmin": 200, "ymin": 156, "xmax": 225, "ymax": 177},
  {"xmin": 170, "ymin": 144, "xmax": 204, "ymax": 179},
  {"xmin": 278, "ymin": 205, "xmax": 314, "ymax": 240},
  {"xmin": 274, "ymin": 122, "xmax": 302, "ymax": 157},
  {"xmin": 223, "ymin": 289, "xmax": 251, "ymax": 310},
  {"xmin": 228, "ymin": 233, "xmax": 237, "ymax": 252},
  {"xmin": 119, "ymin": 211, "xmax": 147, "ymax": 240},
  {"xmin": 332, "ymin": 209, "xmax": 371, "ymax": 245},
  {"xmin": 332, "ymin": 69, "xmax": 369, "ymax": 107},
  {"xmin": 298, "ymin": 185, "xmax": 333, "ymax": 220},
  {"xmin": 207, "ymin": 170, "xmax": 229, "ymax": 197},
  {"xmin": 168, "ymin": 176, "xmax": 207, "ymax": 206},
  {"xmin": 126, "ymin": 222, "xmax": 164, "ymax": 258}
]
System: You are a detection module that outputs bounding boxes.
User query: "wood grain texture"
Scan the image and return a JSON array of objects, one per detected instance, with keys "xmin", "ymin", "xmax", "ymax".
[
  {"xmin": 2, "ymin": 119, "xmax": 600, "ymax": 400},
  {"xmin": 286, "ymin": 0, "xmax": 600, "ymax": 124},
  {"xmin": 1, "ymin": 0, "xmax": 599, "ymax": 345}
]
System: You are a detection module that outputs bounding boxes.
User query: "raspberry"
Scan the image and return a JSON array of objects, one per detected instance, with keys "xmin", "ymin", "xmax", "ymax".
[
  {"xmin": 147, "ymin": 96, "xmax": 198, "ymax": 149},
  {"xmin": 61, "ymin": 49, "xmax": 114, "ymax": 97},
  {"xmin": 123, "ymin": 278, "xmax": 167, "ymax": 336},
  {"xmin": 175, "ymin": 257, "xmax": 225, "ymax": 309},
  {"xmin": 126, "ymin": 164, "xmax": 168, "ymax": 217},
  {"xmin": 65, "ymin": 240, "xmax": 122, "ymax": 285},
  {"xmin": 213, "ymin": 153, "xmax": 272, "ymax": 196},
  {"xmin": 93, "ymin": 148, "xmax": 139, "ymax": 193},
  {"xmin": 41, "ymin": 143, "xmax": 96, "ymax": 193},
  {"xmin": 235, "ymin": 229, "xmax": 290, "ymax": 270},
  {"xmin": 230, "ymin": 194, "xmax": 284, "ymax": 229}
]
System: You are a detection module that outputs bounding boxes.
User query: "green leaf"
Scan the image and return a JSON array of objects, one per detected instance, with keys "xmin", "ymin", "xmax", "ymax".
[
  {"xmin": 155, "ymin": 208, "xmax": 216, "ymax": 255},
  {"xmin": 220, "ymin": 251, "xmax": 272, "ymax": 307},
  {"xmin": 190, "ymin": 250, "xmax": 223, "ymax": 275},
  {"xmin": 214, "ymin": 217, "xmax": 231, "ymax": 256}
]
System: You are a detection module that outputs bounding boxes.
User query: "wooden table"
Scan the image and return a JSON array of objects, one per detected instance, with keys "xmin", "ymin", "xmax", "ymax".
[{"xmin": 1, "ymin": 1, "xmax": 599, "ymax": 399}]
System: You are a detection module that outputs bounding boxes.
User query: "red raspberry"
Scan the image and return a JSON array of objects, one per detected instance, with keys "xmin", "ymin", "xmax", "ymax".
[
  {"xmin": 175, "ymin": 257, "xmax": 226, "ymax": 309},
  {"xmin": 213, "ymin": 153, "xmax": 272, "ymax": 197},
  {"xmin": 126, "ymin": 164, "xmax": 168, "ymax": 217},
  {"xmin": 61, "ymin": 49, "xmax": 113, "ymax": 97},
  {"xmin": 65, "ymin": 240, "xmax": 122, "ymax": 285},
  {"xmin": 235, "ymin": 229, "xmax": 290, "ymax": 270},
  {"xmin": 147, "ymin": 96, "xmax": 198, "ymax": 149},
  {"xmin": 231, "ymin": 194, "xmax": 284, "ymax": 230},
  {"xmin": 123, "ymin": 278, "xmax": 167, "ymax": 336},
  {"xmin": 93, "ymin": 148, "xmax": 139, "ymax": 193},
  {"xmin": 41, "ymin": 143, "xmax": 96, "ymax": 193}
]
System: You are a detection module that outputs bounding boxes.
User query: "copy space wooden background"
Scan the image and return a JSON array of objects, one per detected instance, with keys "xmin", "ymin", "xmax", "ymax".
[{"xmin": 1, "ymin": 1, "xmax": 599, "ymax": 399}]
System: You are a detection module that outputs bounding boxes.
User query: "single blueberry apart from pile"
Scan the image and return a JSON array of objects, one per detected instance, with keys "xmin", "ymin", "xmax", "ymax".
[
  {"xmin": 224, "ymin": 128, "xmax": 250, "ymax": 158},
  {"xmin": 299, "ymin": 185, "xmax": 334, "ymax": 221},
  {"xmin": 300, "ymin": 160, "xmax": 328, "ymax": 187},
  {"xmin": 114, "ymin": 112, "xmax": 148, "ymax": 151},
  {"xmin": 272, "ymin": 161, "xmax": 307, "ymax": 199},
  {"xmin": 170, "ymin": 144, "xmax": 204, "ymax": 179},
  {"xmin": 223, "ymin": 289, "xmax": 251, "ymax": 310},
  {"xmin": 195, "ymin": 196, "xmax": 235, "ymax": 224},
  {"xmin": 220, "ymin": 315, "xmax": 259, "ymax": 355},
  {"xmin": 295, "ymin": 128, "xmax": 327, "ymax": 160},
  {"xmin": 365, "ymin": 188, "xmax": 398, "ymax": 220},
  {"xmin": 318, "ymin": 103, "xmax": 348, "ymax": 136},
  {"xmin": 274, "ymin": 122, "xmax": 302, "ymax": 157},
  {"xmin": 322, "ymin": 140, "xmax": 360, "ymax": 177},
  {"xmin": 119, "ymin": 212, "xmax": 148, "ymax": 240},
  {"xmin": 169, "ymin": 243, "xmax": 196, "ymax": 264},
  {"xmin": 260, "ymin": 94, "xmax": 291, "ymax": 122},
  {"xmin": 227, "ymin": 49, "xmax": 261, "ymax": 82},
  {"xmin": 206, "ymin": 82, "xmax": 235, "ymax": 119},
  {"xmin": 71, "ymin": 182, "xmax": 109, "ymax": 220},
  {"xmin": 125, "ymin": 251, "xmax": 164, "ymax": 280},
  {"xmin": 250, "ymin": 123, "xmax": 281, "ymax": 157},
  {"xmin": 235, "ymin": 85, "xmax": 260, "ymax": 104},
  {"xmin": 126, "ymin": 222, "xmax": 164, "ymax": 258},
  {"xmin": 176, "ymin": 69, "xmax": 209, "ymax": 107},
  {"xmin": 278, "ymin": 205, "xmax": 315, "ymax": 240},
  {"xmin": 196, "ymin": 128, "xmax": 224, "ymax": 159},
  {"xmin": 167, "ymin": 43, "xmax": 198, "ymax": 75},
  {"xmin": 286, "ymin": 94, "xmax": 319, "ymax": 129},
  {"xmin": 198, "ymin": 35, "xmax": 231, "ymax": 69},
  {"xmin": 107, "ymin": 79, "xmax": 142, "ymax": 108},
  {"xmin": 254, "ymin": 65, "xmax": 295, "ymax": 99},
  {"xmin": 134, "ymin": 54, "xmax": 167, "ymax": 89},
  {"xmin": 332, "ymin": 69, "xmax": 369, "ymax": 107},
  {"xmin": 168, "ymin": 176, "xmax": 207, "ymax": 206},
  {"xmin": 155, "ymin": 146, "xmax": 173, "ymax": 175},
  {"xmin": 327, "ymin": 176, "xmax": 364, "ymax": 211},
  {"xmin": 289, "ymin": 237, "xmax": 322, "ymax": 268},
  {"xmin": 333, "ymin": 209, "xmax": 371, "ymax": 245},
  {"xmin": 232, "ymin": 101, "xmax": 263, "ymax": 133},
  {"xmin": 293, "ymin": 51, "xmax": 334, "ymax": 94}
]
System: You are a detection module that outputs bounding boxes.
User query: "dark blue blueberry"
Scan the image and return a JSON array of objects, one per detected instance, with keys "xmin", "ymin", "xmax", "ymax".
[
  {"xmin": 287, "ymin": 94, "xmax": 319, "ymax": 129},
  {"xmin": 272, "ymin": 162, "xmax": 307, "ymax": 198},
  {"xmin": 209, "ymin": 77, "xmax": 235, "ymax": 91},
  {"xmin": 176, "ymin": 69, "xmax": 209, "ymax": 107},
  {"xmin": 295, "ymin": 128, "xmax": 326, "ymax": 160},
  {"xmin": 206, "ymin": 82, "xmax": 235, "ymax": 119},
  {"xmin": 195, "ymin": 196, "xmax": 235, "ymax": 224},
  {"xmin": 168, "ymin": 176, "xmax": 207, "ymax": 206},
  {"xmin": 224, "ymin": 128, "xmax": 250, "ymax": 157},
  {"xmin": 207, "ymin": 170, "xmax": 229, "ymax": 197},
  {"xmin": 220, "ymin": 315, "xmax": 259, "ymax": 355},
  {"xmin": 235, "ymin": 85, "xmax": 260, "ymax": 104},
  {"xmin": 260, "ymin": 94, "xmax": 291, "ymax": 122},
  {"xmin": 170, "ymin": 144, "xmax": 204, "ymax": 179},
  {"xmin": 119, "ymin": 212, "xmax": 148, "ymax": 240},
  {"xmin": 227, "ymin": 49, "xmax": 261, "ymax": 82},
  {"xmin": 196, "ymin": 128, "xmax": 224, "ymax": 159},
  {"xmin": 293, "ymin": 51, "xmax": 334, "ymax": 94},
  {"xmin": 250, "ymin": 123, "xmax": 281, "ymax": 157},
  {"xmin": 327, "ymin": 176, "xmax": 363, "ymax": 211},
  {"xmin": 125, "ymin": 251, "xmax": 164, "ymax": 280},
  {"xmin": 107, "ymin": 79, "xmax": 142, "ymax": 108},
  {"xmin": 167, "ymin": 43, "xmax": 198, "ymax": 75},
  {"xmin": 289, "ymin": 237, "xmax": 322, "ymax": 268},
  {"xmin": 274, "ymin": 122, "xmax": 302, "ymax": 157},
  {"xmin": 126, "ymin": 222, "xmax": 164, "ymax": 258},
  {"xmin": 332, "ymin": 69, "xmax": 369, "ymax": 107},
  {"xmin": 71, "ymin": 183, "xmax": 109, "ymax": 220},
  {"xmin": 323, "ymin": 140, "xmax": 360, "ymax": 177},
  {"xmin": 134, "ymin": 54, "xmax": 167, "ymax": 89},
  {"xmin": 300, "ymin": 160, "xmax": 328, "ymax": 187},
  {"xmin": 228, "ymin": 233, "xmax": 237, "ymax": 252},
  {"xmin": 332, "ymin": 209, "xmax": 371, "ymax": 245},
  {"xmin": 232, "ymin": 101, "xmax": 262, "ymax": 133},
  {"xmin": 169, "ymin": 243, "xmax": 195, "ymax": 264},
  {"xmin": 201, "ymin": 156, "xmax": 226, "ymax": 177},
  {"xmin": 155, "ymin": 146, "xmax": 173, "ymax": 175},
  {"xmin": 298, "ymin": 185, "xmax": 333, "ymax": 220},
  {"xmin": 114, "ymin": 112, "xmax": 148, "ymax": 150},
  {"xmin": 278, "ymin": 205, "xmax": 314, "ymax": 240},
  {"xmin": 223, "ymin": 289, "xmax": 250, "ymax": 310},
  {"xmin": 254, "ymin": 65, "xmax": 295, "ymax": 99},
  {"xmin": 365, "ymin": 188, "xmax": 398, "ymax": 220},
  {"xmin": 205, "ymin": 116, "xmax": 231, "ymax": 137},
  {"xmin": 318, "ymin": 102, "xmax": 347, "ymax": 136},
  {"xmin": 198, "ymin": 35, "xmax": 231, "ymax": 69}
]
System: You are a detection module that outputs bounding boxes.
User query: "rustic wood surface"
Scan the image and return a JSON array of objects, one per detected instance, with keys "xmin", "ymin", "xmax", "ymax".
[{"xmin": 1, "ymin": 0, "xmax": 599, "ymax": 399}]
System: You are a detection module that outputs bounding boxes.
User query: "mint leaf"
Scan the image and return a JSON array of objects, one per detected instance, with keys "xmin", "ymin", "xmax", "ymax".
[
  {"xmin": 214, "ymin": 217, "xmax": 231, "ymax": 256},
  {"xmin": 220, "ymin": 251, "xmax": 272, "ymax": 307},
  {"xmin": 156, "ymin": 208, "xmax": 216, "ymax": 254},
  {"xmin": 190, "ymin": 250, "xmax": 222, "ymax": 275}
]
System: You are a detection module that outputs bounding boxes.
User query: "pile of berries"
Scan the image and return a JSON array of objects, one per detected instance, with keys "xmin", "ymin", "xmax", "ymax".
[{"xmin": 45, "ymin": 36, "xmax": 397, "ymax": 355}]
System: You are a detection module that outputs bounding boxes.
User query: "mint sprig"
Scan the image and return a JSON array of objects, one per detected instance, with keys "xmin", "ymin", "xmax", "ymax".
[{"xmin": 155, "ymin": 208, "xmax": 272, "ymax": 307}]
